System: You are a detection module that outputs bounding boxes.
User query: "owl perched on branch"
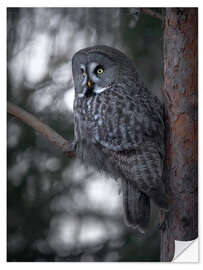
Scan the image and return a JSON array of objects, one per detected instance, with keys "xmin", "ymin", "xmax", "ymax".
[{"xmin": 71, "ymin": 45, "xmax": 168, "ymax": 233}]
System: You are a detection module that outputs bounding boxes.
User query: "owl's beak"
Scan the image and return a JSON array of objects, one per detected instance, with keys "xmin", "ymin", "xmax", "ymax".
[
  {"xmin": 87, "ymin": 80, "xmax": 92, "ymax": 88},
  {"xmin": 79, "ymin": 79, "xmax": 94, "ymax": 98}
]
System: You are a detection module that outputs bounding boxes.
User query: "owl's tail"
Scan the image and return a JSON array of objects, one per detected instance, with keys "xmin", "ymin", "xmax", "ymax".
[{"xmin": 122, "ymin": 180, "xmax": 150, "ymax": 233}]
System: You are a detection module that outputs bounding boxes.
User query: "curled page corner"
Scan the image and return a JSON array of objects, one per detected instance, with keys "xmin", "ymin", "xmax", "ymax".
[{"xmin": 173, "ymin": 238, "xmax": 198, "ymax": 262}]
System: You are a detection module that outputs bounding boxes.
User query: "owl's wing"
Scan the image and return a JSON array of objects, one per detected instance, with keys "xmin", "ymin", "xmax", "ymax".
[
  {"xmin": 92, "ymin": 91, "xmax": 165, "ymax": 154},
  {"xmin": 122, "ymin": 178, "xmax": 151, "ymax": 233},
  {"xmin": 101, "ymin": 140, "xmax": 169, "ymax": 211}
]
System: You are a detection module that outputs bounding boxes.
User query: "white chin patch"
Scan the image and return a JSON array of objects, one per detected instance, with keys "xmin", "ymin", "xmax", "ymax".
[
  {"xmin": 78, "ymin": 93, "xmax": 85, "ymax": 98},
  {"xmin": 77, "ymin": 86, "xmax": 110, "ymax": 98},
  {"xmin": 93, "ymin": 86, "xmax": 110, "ymax": 94}
]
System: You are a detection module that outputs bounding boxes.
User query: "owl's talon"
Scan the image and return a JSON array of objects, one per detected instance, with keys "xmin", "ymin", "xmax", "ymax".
[
  {"xmin": 158, "ymin": 212, "xmax": 169, "ymax": 231},
  {"xmin": 63, "ymin": 141, "xmax": 77, "ymax": 157},
  {"xmin": 158, "ymin": 221, "xmax": 166, "ymax": 231},
  {"xmin": 68, "ymin": 141, "xmax": 77, "ymax": 152}
]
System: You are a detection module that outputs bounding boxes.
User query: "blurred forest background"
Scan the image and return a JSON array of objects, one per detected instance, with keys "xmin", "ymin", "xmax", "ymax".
[{"xmin": 7, "ymin": 8, "xmax": 163, "ymax": 262}]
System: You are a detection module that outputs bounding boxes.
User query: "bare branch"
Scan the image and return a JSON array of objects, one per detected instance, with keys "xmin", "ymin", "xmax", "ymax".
[
  {"xmin": 7, "ymin": 101, "xmax": 76, "ymax": 158},
  {"xmin": 142, "ymin": 8, "xmax": 162, "ymax": 21}
]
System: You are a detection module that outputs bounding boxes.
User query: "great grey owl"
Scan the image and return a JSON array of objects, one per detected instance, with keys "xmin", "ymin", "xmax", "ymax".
[{"xmin": 71, "ymin": 45, "xmax": 168, "ymax": 233}]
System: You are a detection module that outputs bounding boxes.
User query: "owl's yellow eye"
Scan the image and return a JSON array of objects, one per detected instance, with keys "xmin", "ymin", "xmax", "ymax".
[
  {"xmin": 81, "ymin": 69, "xmax": 86, "ymax": 77},
  {"xmin": 96, "ymin": 67, "xmax": 104, "ymax": 75}
]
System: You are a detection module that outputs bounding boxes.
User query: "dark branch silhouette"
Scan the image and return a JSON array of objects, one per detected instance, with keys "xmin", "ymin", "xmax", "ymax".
[
  {"xmin": 7, "ymin": 101, "xmax": 76, "ymax": 158},
  {"xmin": 142, "ymin": 8, "xmax": 162, "ymax": 20}
]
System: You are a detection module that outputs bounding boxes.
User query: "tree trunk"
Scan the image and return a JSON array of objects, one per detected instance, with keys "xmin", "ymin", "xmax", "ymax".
[{"xmin": 160, "ymin": 8, "xmax": 198, "ymax": 261}]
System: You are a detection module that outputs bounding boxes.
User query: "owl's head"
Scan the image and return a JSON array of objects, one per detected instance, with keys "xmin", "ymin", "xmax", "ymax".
[{"xmin": 72, "ymin": 45, "xmax": 135, "ymax": 98}]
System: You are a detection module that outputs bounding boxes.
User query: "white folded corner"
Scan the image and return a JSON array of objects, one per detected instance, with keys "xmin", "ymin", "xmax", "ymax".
[{"xmin": 173, "ymin": 238, "xmax": 199, "ymax": 262}]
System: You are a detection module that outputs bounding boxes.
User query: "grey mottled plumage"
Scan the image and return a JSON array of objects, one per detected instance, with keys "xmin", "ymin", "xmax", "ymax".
[{"xmin": 71, "ymin": 45, "xmax": 168, "ymax": 233}]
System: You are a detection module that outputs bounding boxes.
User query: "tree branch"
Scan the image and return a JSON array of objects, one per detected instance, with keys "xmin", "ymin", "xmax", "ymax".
[
  {"xmin": 141, "ymin": 8, "xmax": 162, "ymax": 20},
  {"xmin": 7, "ymin": 101, "xmax": 76, "ymax": 158}
]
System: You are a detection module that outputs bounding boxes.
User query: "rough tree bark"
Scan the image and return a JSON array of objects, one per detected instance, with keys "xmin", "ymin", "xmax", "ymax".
[{"xmin": 160, "ymin": 8, "xmax": 198, "ymax": 261}]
